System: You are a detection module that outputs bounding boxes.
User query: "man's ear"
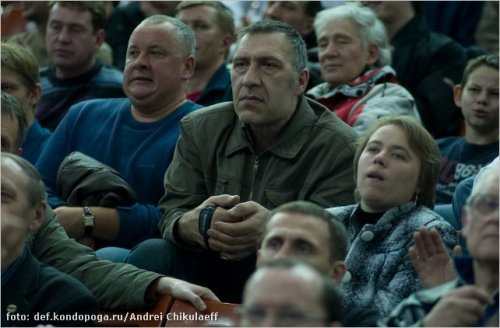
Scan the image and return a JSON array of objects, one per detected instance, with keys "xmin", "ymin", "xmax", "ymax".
[
  {"xmin": 182, "ymin": 56, "xmax": 196, "ymax": 80},
  {"xmin": 30, "ymin": 83, "xmax": 42, "ymax": 107},
  {"xmin": 366, "ymin": 44, "xmax": 379, "ymax": 66},
  {"xmin": 94, "ymin": 29, "xmax": 106, "ymax": 48},
  {"xmin": 296, "ymin": 69, "xmax": 309, "ymax": 95},
  {"xmin": 29, "ymin": 202, "xmax": 47, "ymax": 231},
  {"xmin": 453, "ymin": 84, "xmax": 462, "ymax": 108},
  {"xmin": 461, "ymin": 206, "xmax": 469, "ymax": 237},
  {"xmin": 329, "ymin": 260, "xmax": 346, "ymax": 284}
]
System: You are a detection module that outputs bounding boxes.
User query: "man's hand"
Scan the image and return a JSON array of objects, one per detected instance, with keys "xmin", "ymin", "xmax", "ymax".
[
  {"xmin": 409, "ymin": 227, "xmax": 460, "ymax": 289},
  {"xmin": 176, "ymin": 195, "xmax": 240, "ymax": 247},
  {"xmin": 53, "ymin": 206, "xmax": 85, "ymax": 239},
  {"xmin": 208, "ymin": 201, "xmax": 270, "ymax": 260},
  {"xmin": 422, "ymin": 285, "xmax": 492, "ymax": 327},
  {"xmin": 157, "ymin": 277, "xmax": 219, "ymax": 311}
]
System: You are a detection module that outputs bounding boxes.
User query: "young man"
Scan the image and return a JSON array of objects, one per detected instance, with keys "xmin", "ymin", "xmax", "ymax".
[
  {"xmin": 176, "ymin": 1, "xmax": 234, "ymax": 106},
  {"xmin": 1, "ymin": 42, "xmax": 51, "ymax": 164},
  {"xmin": 35, "ymin": 1, "xmax": 124, "ymax": 130},
  {"xmin": 126, "ymin": 20, "xmax": 357, "ymax": 303}
]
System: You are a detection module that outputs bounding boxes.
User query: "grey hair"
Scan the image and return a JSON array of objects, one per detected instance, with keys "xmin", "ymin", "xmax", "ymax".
[
  {"xmin": 236, "ymin": 20, "xmax": 308, "ymax": 73},
  {"xmin": 314, "ymin": 3, "xmax": 391, "ymax": 67},
  {"xmin": 136, "ymin": 15, "xmax": 196, "ymax": 58}
]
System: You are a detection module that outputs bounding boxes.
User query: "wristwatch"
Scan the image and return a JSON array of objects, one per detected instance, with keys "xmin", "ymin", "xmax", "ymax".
[{"xmin": 81, "ymin": 206, "xmax": 95, "ymax": 236}]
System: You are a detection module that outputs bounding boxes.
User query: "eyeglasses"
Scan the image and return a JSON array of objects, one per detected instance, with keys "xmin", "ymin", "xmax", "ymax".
[
  {"xmin": 238, "ymin": 306, "xmax": 325, "ymax": 327},
  {"xmin": 466, "ymin": 194, "xmax": 499, "ymax": 217}
]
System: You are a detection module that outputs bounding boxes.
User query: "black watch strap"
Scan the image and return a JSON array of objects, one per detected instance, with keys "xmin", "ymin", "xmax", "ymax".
[
  {"xmin": 198, "ymin": 206, "xmax": 216, "ymax": 250},
  {"xmin": 82, "ymin": 206, "xmax": 94, "ymax": 236}
]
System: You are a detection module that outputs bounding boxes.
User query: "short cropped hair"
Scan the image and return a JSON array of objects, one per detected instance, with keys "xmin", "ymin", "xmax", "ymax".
[
  {"xmin": 137, "ymin": 15, "xmax": 196, "ymax": 58},
  {"xmin": 236, "ymin": 20, "xmax": 308, "ymax": 74},
  {"xmin": 314, "ymin": 3, "xmax": 391, "ymax": 67},
  {"xmin": 1, "ymin": 42, "xmax": 40, "ymax": 90},
  {"xmin": 461, "ymin": 54, "xmax": 499, "ymax": 87},
  {"xmin": 251, "ymin": 258, "xmax": 344, "ymax": 324},
  {"xmin": 1, "ymin": 152, "xmax": 47, "ymax": 205},
  {"xmin": 49, "ymin": 1, "xmax": 107, "ymax": 32},
  {"xmin": 353, "ymin": 116, "xmax": 441, "ymax": 208},
  {"xmin": 1, "ymin": 92, "xmax": 28, "ymax": 149},
  {"xmin": 175, "ymin": 1, "xmax": 235, "ymax": 39},
  {"xmin": 267, "ymin": 201, "xmax": 348, "ymax": 261}
]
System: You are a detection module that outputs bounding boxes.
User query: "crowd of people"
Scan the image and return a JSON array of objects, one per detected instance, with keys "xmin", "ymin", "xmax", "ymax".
[{"xmin": 1, "ymin": 1, "xmax": 498, "ymax": 327}]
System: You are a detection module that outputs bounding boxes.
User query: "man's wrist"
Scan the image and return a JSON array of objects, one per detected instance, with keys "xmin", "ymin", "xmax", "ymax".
[{"xmin": 81, "ymin": 206, "xmax": 95, "ymax": 236}]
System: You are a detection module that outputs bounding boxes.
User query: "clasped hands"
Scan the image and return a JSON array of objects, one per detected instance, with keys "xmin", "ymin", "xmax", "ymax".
[{"xmin": 193, "ymin": 194, "xmax": 270, "ymax": 261}]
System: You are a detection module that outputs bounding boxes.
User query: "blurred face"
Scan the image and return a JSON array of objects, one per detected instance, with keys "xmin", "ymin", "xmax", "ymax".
[
  {"xmin": 317, "ymin": 18, "xmax": 378, "ymax": 88},
  {"xmin": 258, "ymin": 213, "xmax": 333, "ymax": 276},
  {"xmin": 176, "ymin": 5, "xmax": 231, "ymax": 71},
  {"xmin": 124, "ymin": 23, "xmax": 194, "ymax": 113},
  {"xmin": 1, "ymin": 67, "xmax": 41, "ymax": 124},
  {"xmin": 463, "ymin": 174, "xmax": 499, "ymax": 263},
  {"xmin": 455, "ymin": 65, "xmax": 499, "ymax": 135},
  {"xmin": 362, "ymin": 1, "xmax": 410, "ymax": 24},
  {"xmin": 241, "ymin": 268, "xmax": 326, "ymax": 327},
  {"xmin": 1, "ymin": 113, "xmax": 21, "ymax": 154},
  {"xmin": 1, "ymin": 157, "xmax": 44, "ymax": 268},
  {"xmin": 357, "ymin": 124, "xmax": 421, "ymax": 212},
  {"xmin": 46, "ymin": 3, "xmax": 104, "ymax": 78},
  {"xmin": 231, "ymin": 32, "xmax": 307, "ymax": 132},
  {"xmin": 263, "ymin": 2, "xmax": 313, "ymax": 36}
]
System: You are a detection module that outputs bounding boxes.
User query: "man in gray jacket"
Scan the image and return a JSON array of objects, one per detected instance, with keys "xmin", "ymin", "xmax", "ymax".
[{"xmin": 127, "ymin": 20, "xmax": 357, "ymax": 303}]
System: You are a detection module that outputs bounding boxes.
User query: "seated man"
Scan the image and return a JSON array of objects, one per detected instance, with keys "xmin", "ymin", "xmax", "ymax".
[
  {"xmin": 126, "ymin": 20, "xmax": 357, "ymax": 303},
  {"xmin": 175, "ymin": 1, "xmax": 234, "ymax": 106},
  {"xmin": 382, "ymin": 160, "xmax": 499, "ymax": 327},
  {"xmin": 258, "ymin": 200, "xmax": 380, "ymax": 327},
  {"xmin": 1, "ymin": 42, "xmax": 52, "ymax": 164},
  {"xmin": 1, "ymin": 92, "xmax": 28, "ymax": 155},
  {"xmin": 35, "ymin": 1, "xmax": 124, "ymax": 131},
  {"xmin": 2, "ymin": 96, "xmax": 218, "ymax": 315},
  {"xmin": 1, "ymin": 153, "xmax": 98, "ymax": 327},
  {"xmin": 239, "ymin": 259, "xmax": 343, "ymax": 327},
  {"xmin": 36, "ymin": 15, "xmax": 201, "ymax": 250}
]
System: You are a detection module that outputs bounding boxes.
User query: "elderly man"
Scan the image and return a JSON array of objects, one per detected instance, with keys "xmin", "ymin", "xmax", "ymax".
[
  {"xmin": 240, "ymin": 259, "xmax": 343, "ymax": 327},
  {"xmin": 382, "ymin": 160, "xmax": 499, "ymax": 326},
  {"xmin": 2, "ymin": 92, "xmax": 217, "ymax": 314},
  {"xmin": 126, "ymin": 20, "xmax": 357, "ymax": 302},
  {"xmin": 175, "ymin": 1, "xmax": 234, "ymax": 106},
  {"xmin": 257, "ymin": 200, "xmax": 380, "ymax": 327},
  {"xmin": 35, "ymin": 15, "xmax": 201, "ymax": 250}
]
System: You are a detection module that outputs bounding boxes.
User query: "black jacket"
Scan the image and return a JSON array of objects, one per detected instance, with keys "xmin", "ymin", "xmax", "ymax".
[{"xmin": 391, "ymin": 13, "xmax": 467, "ymax": 138}]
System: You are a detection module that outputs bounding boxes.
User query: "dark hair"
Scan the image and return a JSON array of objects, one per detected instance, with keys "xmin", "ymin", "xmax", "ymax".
[
  {"xmin": 236, "ymin": 20, "xmax": 308, "ymax": 73},
  {"xmin": 304, "ymin": 2, "xmax": 324, "ymax": 18},
  {"xmin": 1, "ymin": 42, "xmax": 40, "ymax": 90},
  {"xmin": 255, "ymin": 258, "xmax": 344, "ymax": 324},
  {"xmin": 353, "ymin": 116, "xmax": 441, "ymax": 208},
  {"xmin": 175, "ymin": 1, "xmax": 235, "ymax": 39},
  {"xmin": 1, "ymin": 92, "xmax": 28, "ymax": 149},
  {"xmin": 267, "ymin": 201, "xmax": 348, "ymax": 261},
  {"xmin": 1, "ymin": 152, "xmax": 47, "ymax": 204},
  {"xmin": 461, "ymin": 54, "xmax": 499, "ymax": 87},
  {"xmin": 137, "ymin": 15, "xmax": 196, "ymax": 58},
  {"xmin": 49, "ymin": 1, "xmax": 107, "ymax": 31}
]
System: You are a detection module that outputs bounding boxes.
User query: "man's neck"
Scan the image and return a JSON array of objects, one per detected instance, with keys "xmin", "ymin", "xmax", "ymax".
[
  {"xmin": 54, "ymin": 59, "xmax": 96, "ymax": 80},
  {"xmin": 385, "ymin": 9, "xmax": 415, "ymax": 40},
  {"xmin": 131, "ymin": 94, "xmax": 186, "ymax": 123},
  {"xmin": 474, "ymin": 260, "xmax": 499, "ymax": 294},
  {"xmin": 187, "ymin": 58, "xmax": 225, "ymax": 94}
]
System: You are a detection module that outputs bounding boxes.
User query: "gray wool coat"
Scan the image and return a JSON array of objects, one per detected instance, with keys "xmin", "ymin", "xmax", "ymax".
[{"xmin": 327, "ymin": 202, "xmax": 459, "ymax": 317}]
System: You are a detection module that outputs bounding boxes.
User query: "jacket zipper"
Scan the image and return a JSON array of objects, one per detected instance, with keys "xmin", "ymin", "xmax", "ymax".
[{"xmin": 248, "ymin": 156, "xmax": 259, "ymax": 201}]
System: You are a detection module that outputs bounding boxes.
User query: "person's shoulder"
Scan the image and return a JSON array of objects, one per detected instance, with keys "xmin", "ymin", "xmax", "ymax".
[
  {"xmin": 94, "ymin": 65, "xmax": 123, "ymax": 84},
  {"xmin": 182, "ymin": 101, "xmax": 235, "ymax": 123},
  {"xmin": 308, "ymin": 98, "xmax": 358, "ymax": 142}
]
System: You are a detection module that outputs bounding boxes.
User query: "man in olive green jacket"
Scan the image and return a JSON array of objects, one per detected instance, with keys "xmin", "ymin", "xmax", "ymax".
[{"xmin": 126, "ymin": 20, "xmax": 357, "ymax": 302}]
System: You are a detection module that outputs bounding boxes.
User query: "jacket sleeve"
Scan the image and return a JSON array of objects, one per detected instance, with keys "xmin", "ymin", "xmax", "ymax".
[
  {"xmin": 28, "ymin": 207, "xmax": 162, "ymax": 309},
  {"xmin": 158, "ymin": 119, "xmax": 207, "ymax": 246},
  {"xmin": 351, "ymin": 83, "xmax": 422, "ymax": 135}
]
